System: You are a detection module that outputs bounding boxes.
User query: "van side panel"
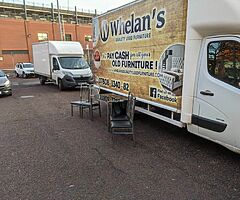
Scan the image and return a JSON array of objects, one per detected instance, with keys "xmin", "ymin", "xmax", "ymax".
[
  {"xmin": 93, "ymin": 0, "xmax": 187, "ymax": 110},
  {"xmin": 32, "ymin": 42, "xmax": 51, "ymax": 77}
]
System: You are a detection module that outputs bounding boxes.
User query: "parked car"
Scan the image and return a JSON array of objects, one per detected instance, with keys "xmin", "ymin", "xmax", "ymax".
[
  {"xmin": 0, "ymin": 70, "xmax": 12, "ymax": 96},
  {"xmin": 15, "ymin": 62, "xmax": 34, "ymax": 78}
]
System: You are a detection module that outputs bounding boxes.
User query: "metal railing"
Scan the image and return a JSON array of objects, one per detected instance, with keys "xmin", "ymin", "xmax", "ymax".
[{"xmin": 0, "ymin": 0, "xmax": 102, "ymax": 14}]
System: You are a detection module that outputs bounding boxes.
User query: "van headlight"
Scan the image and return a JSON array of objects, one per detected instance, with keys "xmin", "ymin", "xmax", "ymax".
[
  {"xmin": 88, "ymin": 71, "xmax": 93, "ymax": 77},
  {"xmin": 4, "ymin": 80, "xmax": 10, "ymax": 86}
]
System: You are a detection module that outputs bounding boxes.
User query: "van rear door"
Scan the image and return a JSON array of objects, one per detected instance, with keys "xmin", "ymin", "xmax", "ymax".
[{"xmin": 192, "ymin": 36, "xmax": 240, "ymax": 151}]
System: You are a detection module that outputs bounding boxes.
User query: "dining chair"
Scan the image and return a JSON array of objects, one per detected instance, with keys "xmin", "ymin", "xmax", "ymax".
[
  {"xmin": 81, "ymin": 84, "xmax": 101, "ymax": 120},
  {"xmin": 109, "ymin": 93, "xmax": 136, "ymax": 141},
  {"xmin": 70, "ymin": 83, "xmax": 89, "ymax": 117},
  {"xmin": 107, "ymin": 92, "xmax": 131, "ymax": 130}
]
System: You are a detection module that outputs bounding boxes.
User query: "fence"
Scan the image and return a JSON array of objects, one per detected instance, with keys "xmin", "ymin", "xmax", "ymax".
[{"xmin": 0, "ymin": 0, "xmax": 102, "ymax": 14}]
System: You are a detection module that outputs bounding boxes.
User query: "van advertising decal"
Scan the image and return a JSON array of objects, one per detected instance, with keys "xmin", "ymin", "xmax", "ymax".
[{"xmin": 93, "ymin": 0, "xmax": 187, "ymax": 109}]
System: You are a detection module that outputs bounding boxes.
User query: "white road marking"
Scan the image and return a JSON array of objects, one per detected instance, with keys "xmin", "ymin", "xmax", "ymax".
[
  {"xmin": 22, "ymin": 81, "xmax": 39, "ymax": 86},
  {"xmin": 20, "ymin": 95, "xmax": 35, "ymax": 99},
  {"xmin": 12, "ymin": 81, "xmax": 39, "ymax": 86}
]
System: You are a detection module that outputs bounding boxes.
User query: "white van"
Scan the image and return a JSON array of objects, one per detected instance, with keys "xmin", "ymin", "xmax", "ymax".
[
  {"xmin": 32, "ymin": 41, "xmax": 93, "ymax": 90},
  {"xmin": 93, "ymin": 0, "xmax": 240, "ymax": 153}
]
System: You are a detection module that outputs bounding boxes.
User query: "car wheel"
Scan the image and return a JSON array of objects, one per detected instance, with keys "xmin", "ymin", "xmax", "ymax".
[
  {"xmin": 39, "ymin": 76, "xmax": 46, "ymax": 85},
  {"xmin": 58, "ymin": 79, "xmax": 64, "ymax": 91},
  {"xmin": 22, "ymin": 72, "xmax": 27, "ymax": 78},
  {"xmin": 15, "ymin": 71, "xmax": 19, "ymax": 78}
]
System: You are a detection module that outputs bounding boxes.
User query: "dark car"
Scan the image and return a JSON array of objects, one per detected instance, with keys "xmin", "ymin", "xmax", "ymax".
[{"xmin": 0, "ymin": 70, "xmax": 12, "ymax": 96}]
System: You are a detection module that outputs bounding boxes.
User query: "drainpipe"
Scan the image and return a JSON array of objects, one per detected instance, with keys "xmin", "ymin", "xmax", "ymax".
[{"xmin": 23, "ymin": 0, "xmax": 30, "ymax": 62}]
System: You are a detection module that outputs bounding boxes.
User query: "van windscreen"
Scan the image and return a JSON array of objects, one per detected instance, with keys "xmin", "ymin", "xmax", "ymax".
[{"xmin": 58, "ymin": 57, "xmax": 90, "ymax": 70}]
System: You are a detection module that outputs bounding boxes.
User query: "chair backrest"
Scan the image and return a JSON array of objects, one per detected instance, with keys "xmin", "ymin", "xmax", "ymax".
[
  {"xmin": 89, "ymin": 84, "xmax": 101, "ymax": 103},
  {"xmin": 79, "ymin": 83, "xmax": 90, "ymax": 102},
  {"xmin": 127, "ymin": 94, "xmax": 136, "ymax": 122},
  {"xmin": 111, "ymin": 101, "xmax": 127, "ymax": 117}
]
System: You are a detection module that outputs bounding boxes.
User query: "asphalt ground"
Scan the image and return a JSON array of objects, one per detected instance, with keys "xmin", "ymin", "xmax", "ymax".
[{"xmin": 0, "ymin": 76, "xmax": 239, "ymax": 200}]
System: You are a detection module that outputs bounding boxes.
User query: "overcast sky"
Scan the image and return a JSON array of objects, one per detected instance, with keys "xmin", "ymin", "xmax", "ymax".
[{"xmin": 9, "ymin": 0, "xmax": 134, "ymax": 14}]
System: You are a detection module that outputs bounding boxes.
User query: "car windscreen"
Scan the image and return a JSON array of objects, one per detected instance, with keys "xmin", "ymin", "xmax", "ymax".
[
  {"xmin": 58, "ymin": 57, "xmax": 90, "ymax": 70},
  {"xmin": 23, "ymin": 64, "xmax": 33, "ymax": 68},
  {"xmin": 0, "ymin": 70, "xmax": 5, "ymax": 77}
]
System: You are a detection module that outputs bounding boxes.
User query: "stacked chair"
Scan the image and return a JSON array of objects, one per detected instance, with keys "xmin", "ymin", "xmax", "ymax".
[
  {"xmin": 70, "ymin": 83, "xmax": 101, "ymax": 120},
  {"xmin": 108, "ymin": 93, "xmax": 136, "ymax": 141}
]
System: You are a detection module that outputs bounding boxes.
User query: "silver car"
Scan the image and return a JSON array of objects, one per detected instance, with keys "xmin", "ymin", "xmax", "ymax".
[{"xmin": 0, "ymin": 70, "xmax": 12, "ymax": 96}]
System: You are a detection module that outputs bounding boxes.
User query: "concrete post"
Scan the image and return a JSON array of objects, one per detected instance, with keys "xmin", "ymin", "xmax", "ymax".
[
  {"xmin": 23, "ymin": 0, "xmax": 27, "ymax": 20},
  {"xmin": 75, "ymin": 6, "xmax": 78, "ymax": 24},
  {"xmin": 51, "ymin": 3, "xmax": 54, "ymax": 22},
  {"xmin": 57, "ymin": 0, "xmax": 63, "ymax": 41}
]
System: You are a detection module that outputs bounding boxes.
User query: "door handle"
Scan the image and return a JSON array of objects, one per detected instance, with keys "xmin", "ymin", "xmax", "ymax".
[{"xmin": 200, "ymin": 90, "xmax": 214, "ymax": 96}]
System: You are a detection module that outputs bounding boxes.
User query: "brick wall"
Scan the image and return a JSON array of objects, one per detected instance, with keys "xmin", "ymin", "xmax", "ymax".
[{"xmin": 0, "ymin": 18, "xmax": 93, "ymax": 70}]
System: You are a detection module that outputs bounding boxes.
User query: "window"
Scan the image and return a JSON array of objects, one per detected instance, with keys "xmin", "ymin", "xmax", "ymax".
[
  {"xmin": 58, "ymin": 57, "xmax": 90, "ymax": 70},
  {"xmin": 22, "ymin": 63, "xmax": 33, "ymax": 68},
  {"xmin": 38, "ymin": 33, "xmax": 48, "ymax": 41},
  {"xmin": 0, "ymin": 70, "xmax": 5, "ymax": 77},
  {"xmin": 2, "ymin": 50, "xmax": 28, "ymax": 54},
  {"xmin": 208, "ymin": 40, "xmax": 240, "ymax": 89},
  {"xmin": 65, "ymin": 34, "xmax": 72, "ymax": 41},
  {"xmin": 85, "ymin": 35, "xmax": 92, "ymax": 42},
  {"xmin": 52, "ymin": 58, "xmax": 59, "ymax": 70}
]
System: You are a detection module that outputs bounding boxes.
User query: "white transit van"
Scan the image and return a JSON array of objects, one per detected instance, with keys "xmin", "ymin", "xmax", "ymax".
[
  {"xmin": 93, "ymin": 0, "xmax": 240, "ymax": 153},
  {"xmin": 33, "ymin": 41, "xmax": 93, "ymax": 90}
]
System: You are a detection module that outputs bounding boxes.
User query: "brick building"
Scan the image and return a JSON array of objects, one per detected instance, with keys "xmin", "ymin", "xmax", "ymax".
[{"xmin": 0, "ymin": 2, "xmax": 95, "ymax": 70}]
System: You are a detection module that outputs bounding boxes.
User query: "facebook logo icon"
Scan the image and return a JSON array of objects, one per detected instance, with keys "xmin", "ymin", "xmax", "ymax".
[{"xmin": 150, "ymin": 87, "xmax": 157, "ymax": 98}]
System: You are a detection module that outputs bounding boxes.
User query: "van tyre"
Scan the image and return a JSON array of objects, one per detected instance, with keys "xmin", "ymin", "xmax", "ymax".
[
  {"xmin": 58, "ymin": 79, "xmax": 64, "ymax": 91},
  {"xmin": 15, "ymin": 71, "xmax": 19, "ymax": 78},
  {"xmin": 39, "ymin": 76, "xmax": 46, "ymax": 85}
]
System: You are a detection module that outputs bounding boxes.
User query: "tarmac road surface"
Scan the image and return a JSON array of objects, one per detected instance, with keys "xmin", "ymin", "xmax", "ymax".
[{"xmin": 0, "ymin": 77, "xmax": 239, "ymax": 200}]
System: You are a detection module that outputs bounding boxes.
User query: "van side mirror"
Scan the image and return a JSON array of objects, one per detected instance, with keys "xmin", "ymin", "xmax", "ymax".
[{"xmin": 53, "ymin": 64, "xmax": 60, "ymax": 71}]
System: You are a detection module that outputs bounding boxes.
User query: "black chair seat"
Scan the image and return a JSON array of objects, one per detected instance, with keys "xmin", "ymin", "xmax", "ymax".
[
  {"xmin": 110, "ymin": 115, "xmax": 129, "ymax": 121},
  {"xmin": 111, "ymin": 120, "xmax": 132, "ymax": 129}
]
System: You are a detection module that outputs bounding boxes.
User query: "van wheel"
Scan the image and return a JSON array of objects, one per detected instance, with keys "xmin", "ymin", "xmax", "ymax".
[
  {"xmin": 15, "ymin": 71, "xmax": 19, "ymax": 78},
  {"xmin": 39, "ymin": 76, "xmax": 46, "ymax": 85},
  {"xmin": 58, "ymin": 79, "xmax": 64, "ymax": 91}
]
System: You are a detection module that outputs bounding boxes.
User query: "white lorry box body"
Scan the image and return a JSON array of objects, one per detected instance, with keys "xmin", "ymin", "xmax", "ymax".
[
  {"xmin": 33, "ymin": 41, "xmax": 92, "ymax": 90},
  {"xmin": 33, "ymin": 42, "xmax": 51, "ymax": 77},
  {"xmin": 93, "ymin": 0, "xmax": 240, "ymax": 153}
]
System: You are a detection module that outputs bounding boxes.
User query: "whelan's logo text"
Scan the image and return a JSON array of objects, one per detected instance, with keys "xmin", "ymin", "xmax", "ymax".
[{"xmin": 100, "ymin": 8, "xmax": 166, "ymax": 43}]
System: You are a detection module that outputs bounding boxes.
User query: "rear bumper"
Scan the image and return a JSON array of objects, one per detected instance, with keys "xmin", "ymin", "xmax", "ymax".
[{"xmin": 62, "ymin": 75, "xmax": 93, "ymax": 88}]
